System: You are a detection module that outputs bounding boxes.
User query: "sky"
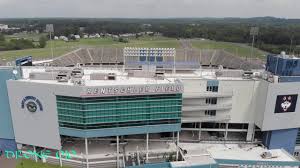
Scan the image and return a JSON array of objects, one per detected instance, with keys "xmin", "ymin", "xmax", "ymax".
[{"xmin": 0, "ymin": 0, "xmax": 299, "ymax": 18}]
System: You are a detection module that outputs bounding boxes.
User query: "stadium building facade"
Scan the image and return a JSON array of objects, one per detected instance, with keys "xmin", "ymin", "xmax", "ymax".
[{"xmin": 1, "ymin": 48, "xmax": 300, "ymax": 168}]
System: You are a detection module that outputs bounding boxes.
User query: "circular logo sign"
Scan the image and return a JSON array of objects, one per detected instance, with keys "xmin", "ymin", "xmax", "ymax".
[
  {"xmin": 26, "ymin": 101, "xmax": 38, "ymax": 113},
  {"xmin": 21, "ymin": 96, "xmax": 43, "ymax": 113}
]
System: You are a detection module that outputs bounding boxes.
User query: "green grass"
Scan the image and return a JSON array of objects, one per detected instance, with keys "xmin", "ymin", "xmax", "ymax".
[
  {"xmin": 191, "ymin": 39, "xmax": 267, "ymax": 60},
  {"xmin": 0, "ymin": 47, "xmax": 76, "ymax": 61},
  {"xmin": 6, "ymin": 33, "xmax": 48, "ymax": 41},
  {"xmin": 0, "ymin": 35, "xmax": 268, "ymax": 62},
  {"xmin": 0, "ymin": 37, "xmax": 180, "ymax": 61},
  {"xmin": 16, "ymin": 159, "xmax": 69, "ymax": 168}
]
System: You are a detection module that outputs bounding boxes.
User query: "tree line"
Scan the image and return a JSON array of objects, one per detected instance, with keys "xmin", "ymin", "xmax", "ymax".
[
  {"xmin": 1, "ymin": 17, "xmax": 300, "ymax": 54},
  {"xmin": 0, "ymin": 34, "xmax": 47, "ymax": 51}
]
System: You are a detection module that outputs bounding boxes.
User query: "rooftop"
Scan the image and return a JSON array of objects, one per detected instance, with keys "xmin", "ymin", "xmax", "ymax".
[
  {"xmin": 180, "ymin": 143, "xmax": 298, "ymax": 162},
  {"xmin": 18, "ymin": 66, "xmax": 263, "ymax": 86},
  {"xmin": 20, "ymin": 67, "xmax": 180, "ymax": 86}
]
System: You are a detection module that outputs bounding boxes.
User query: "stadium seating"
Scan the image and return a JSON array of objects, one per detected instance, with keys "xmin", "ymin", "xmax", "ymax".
[{"xmin": 50, "ymin": 48, "xmax": 264, "ymax": 70}]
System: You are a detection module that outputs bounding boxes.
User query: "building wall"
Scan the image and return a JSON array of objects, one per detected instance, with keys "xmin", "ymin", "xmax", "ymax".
[
  {"xmin": 181, "ymin": 78, "xmax": 258, "ymax": 124},
  {"xmin": 262, "ymin": 82, "xmax": 300, "ymax": 131},
  {"xmin": 57, "ymin": 94, "xmax": 182, "ymax": 129},
  {"xmin": 7, "ymin": 80, "xmax": 183, "ymax": 147},
  {"xmin": 264, "ymin": 128, "xmax": 298, "ymax": 154},
  {"xmin": 0, "ymin": 68, "xmax": 16, "ymax": 139},
  {"xmin": 253, "ymin": 80, "xmax": 269, "ymax": 128},
  {"xmin": 220, "ymin": 80, "xmax": 257, "ymax": 123},
  {"xmin": 0, "ymin": 67, "xmax": 20, "ymax": 152},
  {"xmin": 7, "ymin": 81, "xmax": 64, "ymax": 150}
]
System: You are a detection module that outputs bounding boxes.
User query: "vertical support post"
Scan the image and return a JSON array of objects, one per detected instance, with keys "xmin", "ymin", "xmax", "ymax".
[
  {"xmin": 252, "ymin": 126, "xmax": 256, "ymax": 142},
  {"xmin": 185, "ymin": 49, "xmax": 187, "ymax": 61},
  {"xmin": 85, "ymin": 138, "xmax": 89, "ymax": 168},
  {"xmin": 172, "ymin": 132, "xmax": 175, "ymax": 142},
  {"xmin": 247, "ymin": 123, "xmax": 255, "ymax": 142},
  {"xmin": 173, "ymin": 49, "xmax": 176, "ymax": 74},
  {"xmin": 115, "ymin": 48, "xmax": 118, "ymax": 69},
  {"xmin": 199, "ymin": 49, "xmax": 202, "ymax": 64},
  {"xmin": 146, "ymin": 133, "xmax": 149, "ymax": 162},
  {"xmin": 33, "ymin": 146, "xmax": 37, "ymax": 162},
  {"xmin": 250, "ymin": 34, "xmax": 255, "ymax": 61},
  {"xmin": 58, "ymin": 150, "xmax": 62, "ymax": 167},
  {"xmin": 117, "ymin": 136, "xmax": 119, "ymax": 168},
  {"xmin": 101, "ymin": 47, "xmax": 104, "ymax": 69},
  {"xmin": 176, "ymin": 132, "xmax": 180, "ymax": 161},
  {"xmin": 198, "ymin": 122, "xmax": 202, "ymax": 141},
  {"xmin": 123, "ymin": 48, "xmax": 125, "ymax": 72},
  {"xmin": 225, "ymin": 123, "xmax": 229, "ymax": 140}
]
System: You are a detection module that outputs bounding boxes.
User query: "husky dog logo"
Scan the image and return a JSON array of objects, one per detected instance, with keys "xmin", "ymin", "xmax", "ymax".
[
  {"xmin": 281, "ymin": 96, "xmax": 292, "ymax": 112},
  {"xmin": 275, "ymin": 94, "xmax": 298, "ymax": 113}
]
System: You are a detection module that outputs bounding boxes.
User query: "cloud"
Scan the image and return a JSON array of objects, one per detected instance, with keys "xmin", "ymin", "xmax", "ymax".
[{"xmin": 0, "ymin": 0, "xmax": 299, "ymax": 18}]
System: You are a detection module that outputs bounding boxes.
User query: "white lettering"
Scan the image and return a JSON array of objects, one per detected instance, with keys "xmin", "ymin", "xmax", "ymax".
[{"xmin": 85, "ymin": 85, "xmax": 182, "ymax": 96}]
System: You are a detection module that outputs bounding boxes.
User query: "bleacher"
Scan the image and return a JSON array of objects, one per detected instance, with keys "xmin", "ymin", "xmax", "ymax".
[{"xmin": 50, "ymin": 48, "xmax": 264, "ymax": 70}]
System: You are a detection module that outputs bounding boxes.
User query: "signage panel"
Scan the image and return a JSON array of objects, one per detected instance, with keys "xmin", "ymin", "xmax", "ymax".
[
  {"xmin": 274, "ymin": 94, "xmax": 298, "ymax": 113},
  {"xmin": 81, "ymin": 84, "xmax": 183, "ymax": 97}
]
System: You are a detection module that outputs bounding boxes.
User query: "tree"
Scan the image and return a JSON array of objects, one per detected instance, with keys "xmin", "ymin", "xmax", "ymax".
[
  {"xmin": 0, "ymin": 34, "xmax": 5, "ymax": 41},
  {"xmin": 39, "ymin": 36, "xmax": 47, "ymax": 48}
]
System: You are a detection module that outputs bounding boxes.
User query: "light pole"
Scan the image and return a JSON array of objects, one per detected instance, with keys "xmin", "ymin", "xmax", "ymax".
[
  {"xmin": 249, "ymin": 27, "xmax": 259, "ymax": 61},
  {"xmin": 46, "ymin": 24, "xmax": 54, "ymax": 78}
]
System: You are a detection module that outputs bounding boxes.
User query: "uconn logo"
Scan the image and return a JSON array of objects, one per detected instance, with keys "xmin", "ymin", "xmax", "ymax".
[{"xmin": 21, "ymin": 96, "xmax": 43, "ymax": 113}]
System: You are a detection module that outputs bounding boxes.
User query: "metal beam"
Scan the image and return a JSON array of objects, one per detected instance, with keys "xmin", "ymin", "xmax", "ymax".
[
  {"xmin": 176, "ymin": 132, "xmax": 180, "ymax": 161},
  {"xmin": 146, "ymin": 133, "xmax": 149, "ymax": 162},
  {"xmin": 33, "ymin": 146, "xmax": 37, "ymax": 162},
  {"xmin": 85, "ymin": 138, "xmax": 89, "ymax": 168},
  {"xmin": 198, "ymin": 122, "xmax": 202, "ymax": 141},
  {"xmin": 225, "ymin": 123, "xmax": 229, "ymax": 140},
  {"xmin": 117, "ymin": 136, "xmax": 119, "ymax": 168}
]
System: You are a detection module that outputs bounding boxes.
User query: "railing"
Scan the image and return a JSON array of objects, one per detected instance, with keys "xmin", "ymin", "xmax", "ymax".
[
  {"xmin": 183, "ymin": 91, "xmax": 233, "ymax": 98},
  {"xmin": 182, "ymin": 115, "xmax": 231, "ymax": 123},
  {"xmin": 21, "ymin": 150, "xmax": 117, "ymax": 168},
  {"xmin": 182, "ymin": 104, "xmax": 232, "ymax": 111}
]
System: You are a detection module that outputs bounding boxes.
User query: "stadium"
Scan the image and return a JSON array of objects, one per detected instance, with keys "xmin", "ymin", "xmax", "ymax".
[{"xmin": 1, "ymin": 47, "xmax": 300, "ymax": 168}]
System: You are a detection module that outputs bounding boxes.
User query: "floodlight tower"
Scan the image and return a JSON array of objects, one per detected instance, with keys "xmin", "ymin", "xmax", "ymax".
[
  {"xmin": 249, "ymin": 27, "xmax": 259, "ymax": 61},
  {"xmin": 46, "ymin": 24, "xmax": 54, "ymax": 59},
  {"xmin": 46, "ymin": 24, "xmax": 54, "ymax": 78}
]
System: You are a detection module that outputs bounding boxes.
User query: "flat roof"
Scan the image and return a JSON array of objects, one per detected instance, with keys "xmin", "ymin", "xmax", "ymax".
[
  {"xmin": 180, "ymin": 143, "xmax": 297, "ymax": 162},
  {"xmin": 18, "ymin": 67, "xmax": 262, "ymax": 85},
  {"xmin": 19, "ymin": 67, "xmax": 179, "ymax": 86}
]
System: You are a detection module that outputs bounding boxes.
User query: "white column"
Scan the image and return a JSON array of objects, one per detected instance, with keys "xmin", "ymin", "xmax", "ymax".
[
  {"xmin": 247, "ymin": 123, "xmax": 255, "ymax": 141},
  {"xmin": 33, "ymin": 146, "xmax": 37, "ymax": 162},
  {"xmin": 85, "ymin": 138, "xmax": 89, "ymax": 168},
  {"xmin": 225, "ymin": 123, "xmax": 229, "ymax": 140},
  {"xmin": 198, "ymin": 122, "xmax": 202, "ymax": 141},
  {"xmin": 59, "ymin": 150, "xmax": 62, "ymax": 167},
  {"xmin": 176, "ymin": 132, "xmax": 180, "ymax": 161},
  {"xmin": 173, "ymin": 52, "xmax": 176, "ymax": 74},
  {"xmin": 146, "ymin": 133, "xmax": 149, "ymax": 162},
  {"xmin": 172, "ymin": 132, "xmax": 175, "ymax": 142},
  {"xmin": 117, "ymin": 136, "xmax": 120, "ymax": 168}
]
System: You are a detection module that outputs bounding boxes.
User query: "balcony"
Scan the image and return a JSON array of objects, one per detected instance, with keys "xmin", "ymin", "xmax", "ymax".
[
  {"xmin": 183, "ymin": 91, "xmax": 233, "ymax": 99},
  {"xmin": 182, "ymin": 103, "xmax": 232, "ymax": 111},
  {"xmin": 181, "ymin": 115, "xmax": 231, "ymax": 123}
]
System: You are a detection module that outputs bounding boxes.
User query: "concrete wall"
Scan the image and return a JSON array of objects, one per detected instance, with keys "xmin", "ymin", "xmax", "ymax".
[
  {"xmin": 181, "ymin": 78, "xmax": 258, "ymax": 124},
  {"xmin": 0, "ymin": 67, "xmax": 20, "ymax": 152},
  {"xmin": 220, "ymin": 80, "xmax": 257, "ymax": 123},
  {"xmin": 263, "ymin": 128, "xmax": 298, "ymax": 154},
  {"xmin": 6, "ymin": 81, "xmax": 64, "ymax": 150},
  {"xmin": 262, "ymin": 82, "xmax": 300, "ymax": 131},
  {"xmin": 253, "ymin": 80, "xmax": 269, "ymax": 128},
  {"xmin": 0, "ymin": 68, "xmax": 17, "ymax": 139}
]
